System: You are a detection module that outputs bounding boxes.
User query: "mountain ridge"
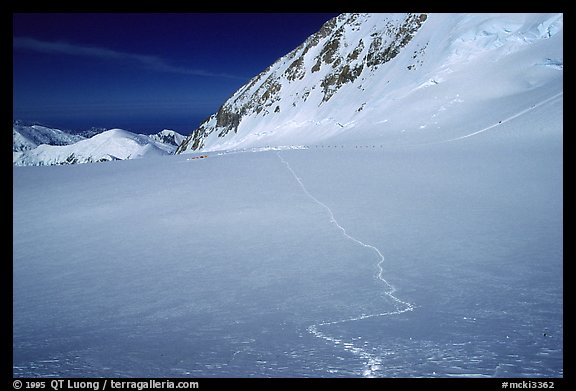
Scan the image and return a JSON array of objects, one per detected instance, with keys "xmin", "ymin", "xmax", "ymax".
[
  {"xmin": 13, "ymin": 122, "xmax": 86, "ymax": 152},
  {"xmin": 13, "ymin": 125, "xmax": 186, "ymax": 166}
]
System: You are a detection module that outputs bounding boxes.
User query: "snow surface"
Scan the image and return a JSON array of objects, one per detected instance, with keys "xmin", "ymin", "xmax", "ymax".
[{"xmin": 13, "ymin": 88, "xmax": 562, "ymax": 377}]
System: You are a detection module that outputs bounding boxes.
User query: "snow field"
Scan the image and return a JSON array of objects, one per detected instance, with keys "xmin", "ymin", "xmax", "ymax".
[{"xmin": 14, "ymin": 94, "xmax": 562, "ymax": 376}]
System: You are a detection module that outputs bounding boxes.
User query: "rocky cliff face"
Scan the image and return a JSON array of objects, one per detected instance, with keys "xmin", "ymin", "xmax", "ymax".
[{"xmin": 176, "ymin": 13, "xmax": 428, "ymax": 153}]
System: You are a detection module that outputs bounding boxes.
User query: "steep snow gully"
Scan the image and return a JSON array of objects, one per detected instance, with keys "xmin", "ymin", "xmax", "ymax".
[{"xmin": 276, "ymin": 152, "xmax": 415, "ymax": 378}]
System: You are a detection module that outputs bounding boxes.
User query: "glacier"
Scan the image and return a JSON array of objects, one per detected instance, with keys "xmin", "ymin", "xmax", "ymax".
[
  {"xmin": 13, "ymin": 12, "xmax": 562, "ymax": 378},
  {"xmin": 13, "ymin": 91, "xmax": 562, "ymax": 377}
]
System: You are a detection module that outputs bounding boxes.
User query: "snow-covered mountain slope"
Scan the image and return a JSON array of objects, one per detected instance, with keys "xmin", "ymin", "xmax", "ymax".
[
  {"xmin": 177, "ymin": 13, "xmax": 562, "ymax": 153},
  {"xmin": 148, "ymin": 129, "xmax": 187, "ymax": 148},
  {"xmin": 13, "ymin": 128, "xmax": 183, "ymax": 166},
  {"xmin": 13, "ymin": 122, "xmax": 86, "ymax": 152}
]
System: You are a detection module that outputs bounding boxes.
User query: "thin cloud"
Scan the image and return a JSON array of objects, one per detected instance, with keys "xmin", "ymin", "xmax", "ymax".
[{"xmin": 13, "ymin": 37, "xmax": 245, "ymax": 80}]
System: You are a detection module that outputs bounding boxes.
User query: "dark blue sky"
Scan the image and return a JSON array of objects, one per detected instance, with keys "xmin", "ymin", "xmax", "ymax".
[{"xmin": 13, "ymin": 13, "xmax": 339, "ymax": 135}]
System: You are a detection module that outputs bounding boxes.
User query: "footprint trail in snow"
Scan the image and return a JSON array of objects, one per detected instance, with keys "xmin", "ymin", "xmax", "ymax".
[
  {"xmin": 429, "ymin": 91, "xmax": 564, "ymax": 145},
  {"xmin": 276, "ymin": 152, "xmax": 414, "ymax": 377}
]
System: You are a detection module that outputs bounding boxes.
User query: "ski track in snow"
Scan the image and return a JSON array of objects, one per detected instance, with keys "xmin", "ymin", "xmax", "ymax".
[
  {"xmin": 434, "ymin": 91, "xmax": 563, "ymax": 144},
  {"xmin": 276, "ymin": 152, "xmax": 414, "ymax": 378}
]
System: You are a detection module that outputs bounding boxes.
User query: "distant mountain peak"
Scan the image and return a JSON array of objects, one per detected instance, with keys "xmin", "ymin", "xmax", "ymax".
[
  {"xmin": 148, "ymin": 129, "xmax": 187, "ymax": 147},
  {"xmin": 13, "ymin": 122, "xmax": 85, "ymax": 152}
]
